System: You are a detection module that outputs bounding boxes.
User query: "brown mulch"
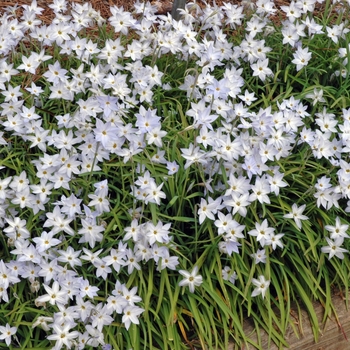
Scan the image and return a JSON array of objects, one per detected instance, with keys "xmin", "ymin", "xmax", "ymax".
[
  {"xmin": 0, "ymin": 0, "xmax": 304, "ymax": 25},
  {"xmin": 0, "ymin": 1, "xmax": 340, "ymax": 30}
]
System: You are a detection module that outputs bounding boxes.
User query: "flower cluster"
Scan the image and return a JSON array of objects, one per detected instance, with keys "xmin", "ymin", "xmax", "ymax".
[{"xmin": 1, "ymin": 0, "xmax": 350, "ymax": 348}]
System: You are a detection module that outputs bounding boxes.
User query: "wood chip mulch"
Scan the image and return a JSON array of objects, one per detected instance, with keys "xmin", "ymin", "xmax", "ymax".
[{"xmin": 0, "ymin": 1, "xmax": 341, "ymax": 33}]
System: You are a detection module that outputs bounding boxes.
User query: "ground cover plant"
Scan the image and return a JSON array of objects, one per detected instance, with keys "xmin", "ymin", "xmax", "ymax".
[{"xmin": 1, "ymin": 0, "xmax": 350, "ymax": 349}]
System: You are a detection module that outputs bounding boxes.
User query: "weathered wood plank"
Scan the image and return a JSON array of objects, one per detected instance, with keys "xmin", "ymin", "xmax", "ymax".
[{"xmin": 238, "ymin": 294, "xmax": 350, "ymax": 350}]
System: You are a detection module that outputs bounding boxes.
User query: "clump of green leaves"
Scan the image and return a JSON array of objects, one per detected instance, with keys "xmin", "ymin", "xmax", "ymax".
[{"xmin": 1, "ymin": 1, "xmax": 350, "ymax": 349}]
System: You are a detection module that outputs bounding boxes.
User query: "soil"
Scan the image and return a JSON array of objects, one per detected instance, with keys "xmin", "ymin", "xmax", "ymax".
[{"xmin": 0, "ymin": 0, "xmax": 331, "ymax": 27}]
